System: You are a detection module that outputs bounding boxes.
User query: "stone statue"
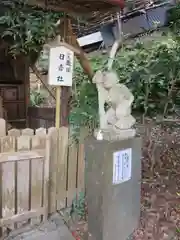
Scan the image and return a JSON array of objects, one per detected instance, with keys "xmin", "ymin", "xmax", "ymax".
[{"xmin": 93, "ymin": 70, "xmax": 136, "ymax": 140}]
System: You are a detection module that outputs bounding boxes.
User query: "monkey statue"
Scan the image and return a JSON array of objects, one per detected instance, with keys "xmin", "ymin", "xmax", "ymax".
[{"xmin": 93, "ymin": 70, "xmax": 136, "ymax": 140}]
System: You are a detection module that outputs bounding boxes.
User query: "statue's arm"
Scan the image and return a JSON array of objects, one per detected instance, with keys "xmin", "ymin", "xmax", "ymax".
[
  {"xmin": 97, "ymin": 84, "xmax": 108, "ymax": 129},
  {"xmin": 121, "ymin": 85, "xmax": 134, "ymax": 105}
]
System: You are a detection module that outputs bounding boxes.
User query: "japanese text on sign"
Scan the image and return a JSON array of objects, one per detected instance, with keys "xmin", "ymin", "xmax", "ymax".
[
  {"xmin": 48, "ymin": 46, "xmax": 74, "ymax": 86},
  {"xmin": 112, "ymin": 148, "xmax": 132, "ymax": 185}
]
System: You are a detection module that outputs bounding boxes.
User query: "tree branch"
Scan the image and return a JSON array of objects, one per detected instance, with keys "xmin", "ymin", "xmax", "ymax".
[{"xmin": 30, "ymin": 65, "xmax": 56, "ymax": 100}]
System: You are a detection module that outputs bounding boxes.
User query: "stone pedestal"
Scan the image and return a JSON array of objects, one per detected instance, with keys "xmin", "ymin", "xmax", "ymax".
[{"xmin": 85, "ymin": 137, "xmax": 141, "ymax": 240}]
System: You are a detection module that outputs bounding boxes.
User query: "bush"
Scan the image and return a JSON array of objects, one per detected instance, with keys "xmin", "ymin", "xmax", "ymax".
[
  {"xmin": 30, "ymin": 89, "xmax": 46, "ymax": 107},
  {"xmin": 70, "ymin": 35, "xmax": 180, "ymax": 127}
]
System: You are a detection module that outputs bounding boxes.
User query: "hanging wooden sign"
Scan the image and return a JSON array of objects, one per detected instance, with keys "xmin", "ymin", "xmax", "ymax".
[{"xmin": 48, "ymin": 46, "xmax": 74, "ymax": 87}]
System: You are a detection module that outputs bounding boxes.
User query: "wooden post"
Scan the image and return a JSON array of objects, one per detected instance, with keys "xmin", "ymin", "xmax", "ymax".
[
  {"xmin": 59, "ymin": 17, "xmax": 71, "ymax": 127},
  {"xmin": 55, "ymin": 87, "xmax": 61, "ymax": 128},
  {"xmin": 59, "ymin": 17, "xmax": 94, "ymax": 126}
]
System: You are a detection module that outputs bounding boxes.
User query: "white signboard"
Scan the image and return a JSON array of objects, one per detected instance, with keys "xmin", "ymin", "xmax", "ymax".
[
  {"xmin": 48, "ymin": 46, "xmax": 74, "ymax": 86},
  {"xmin": 112, "ymin": 148, "xmax": 132, "ymax": 185}
]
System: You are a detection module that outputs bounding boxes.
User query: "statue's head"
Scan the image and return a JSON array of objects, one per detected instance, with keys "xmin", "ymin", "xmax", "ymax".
[{"xmin": 103, "ymin": 71, "xmax": 119, "ymax": 89}]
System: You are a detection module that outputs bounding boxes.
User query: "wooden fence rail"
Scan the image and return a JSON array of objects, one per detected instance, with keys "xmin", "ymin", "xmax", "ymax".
[{"xmin": 0, "ymin": 118, "xmax": 86, "ymax": 235}]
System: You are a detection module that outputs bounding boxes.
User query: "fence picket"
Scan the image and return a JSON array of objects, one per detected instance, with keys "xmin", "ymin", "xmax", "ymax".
[
  {"xmin": 8, "ymin": 129, "xmax": 21, "ymax": 137},
  {"xmin": 0, "ymin": 136, "xmax": 16, "ymax": 231},
  {"xmin": 77, "ymin": 128, "xmax": 88, "ymax": 193},
  {"xmin": 16, "ymin": 135, "xmax": 31, "ymax": 227},
  {"xmin": 43, "ymin": 133, "xmax": 50, "ymax": 220},
  {"xmin": 21, "ymin": 128, "xmax": 34, "ymax": 136},
  {"xmin": 30, "ymin": 129, "xmax": 46, "ymax": 225},
  {"xmin": 56, "ymin": 127, "xmax": 68, "ymax": 210},
  {"xmin": 0, "ymin": 118, "xmax": 85, "ymax": 236},
  {"xmin": 67, "ymin": 141, "xmax": 78, "ymax": 207},
  {"xmin": 0, "ymin": 119, "xmax": 6, "ymax": 137},
  {"xmin": 36, "ymin": 128, "xmax": 47, "ymax": 135},
  {"xmin": 47, "ymin": 127, "xmax": 58, "ymax": 213}
]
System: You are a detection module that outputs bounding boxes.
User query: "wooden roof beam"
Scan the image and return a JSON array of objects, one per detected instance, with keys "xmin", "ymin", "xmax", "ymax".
[{"xmin": 28, "ymin": 0, "xmax": 92, "ymax": 16}]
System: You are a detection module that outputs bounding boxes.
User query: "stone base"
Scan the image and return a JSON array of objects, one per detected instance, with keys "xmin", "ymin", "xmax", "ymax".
[
  {"xmin": 94, "ymin": 128, "xmax": 136, "ymax": 141},
  {"xmin": 85, "ymin": 137, "xmax": 141, "ymax": 240}
]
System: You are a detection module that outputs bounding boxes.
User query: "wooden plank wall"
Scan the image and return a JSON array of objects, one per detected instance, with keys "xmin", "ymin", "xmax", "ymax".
[{"xmin": 0, "ymin": 118, "xmax": 86, "ymax": 235}]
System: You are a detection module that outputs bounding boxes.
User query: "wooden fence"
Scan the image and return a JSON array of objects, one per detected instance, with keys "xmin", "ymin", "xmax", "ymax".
[{"xmin": 0, "ymin": 118, "xmax": 86, "ymax": 235}]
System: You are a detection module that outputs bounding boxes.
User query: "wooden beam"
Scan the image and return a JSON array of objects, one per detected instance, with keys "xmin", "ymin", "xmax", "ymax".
[
  {"xmin": 28, "ymin": 0, "xmax": 119, "ymax": 14},
  {"xmin": 28, "ymin": 0, "xmax": 91, "ymax": 17},
  {"xmin": 30, "ymin": 65, "xmax": 56, "ymax": 100},
  {"xmin": 56, "ymin": 16, "xmax": 94, "ymax": 126},
  {"xmin": 68, "ymin": 20, "xmax": 94, "ymax": 79},
  {"xmin": 0, "ymin": 207, "xmax": 45, "ymax": 226},
  {"xmin": 45, "ymin": 16, "xmax": 94, "ymax": 79},
  {"xmin": 59, "ymin": 16, "xmax": 72, "ymax": 127}
]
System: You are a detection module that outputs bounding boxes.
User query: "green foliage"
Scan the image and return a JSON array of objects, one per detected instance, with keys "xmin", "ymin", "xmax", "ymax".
[
  {"xmin": 71, "ymin": 35, "xmax": 180, "ymax": 127},
  {"xmin": 71, "ymin": 192, "xmax": 86, "ymax": 219},
  {"xmin": 114, "ymin": 36, "xmax": 180, "ymax": 115},
  {"xmin": 0, "ymin": 0, "xmax": 62, "ymax": 60},
  {"xmin": 167, "ymin": 3, "xmax": 180, "ymax": 35},
  {"xmin": 69, "ymin": 5, "xmax": 180, "ymax": 128},
  {"xmin": 176, "ymin": 227, "xmax": 180, "ymax": 233},
  {"xmin": 2, "ymin": 0, "xmax": 180, "ymax": 129},
  {"xmin": 69, "ymin": 56, "xmax": 107, "ymax": 128},
  {"xmin": 30, "ymin": 89, "xmax": 46, "ymax": 107}
]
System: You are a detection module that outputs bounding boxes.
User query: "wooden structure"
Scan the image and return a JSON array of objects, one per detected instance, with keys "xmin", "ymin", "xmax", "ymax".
[
  {"xmin": 0, "ymin": 118, "xmax": 86, "ymax": 236},
  {"xmin": 0, "ymin": 47, "xmax": 29, "ymax": 129},
  {"xmin": 28, "ymin": 0, "xmax": 125, "ymax": 15},
  {"xmin": 0, "ymin": 0, "xmax": 124, "ymax": 129},
  {"xmin": 0, "ymin": 0, "xmax": 126, "ymax": 237},
  {"xmin": 26, "ymin": 0, "xmax": 125, "ymax": 128},
  {"xmin": 28, "ymin": 0, "xmax": 125, "ymax": 78}
]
